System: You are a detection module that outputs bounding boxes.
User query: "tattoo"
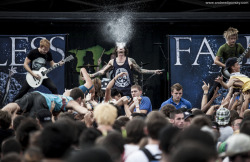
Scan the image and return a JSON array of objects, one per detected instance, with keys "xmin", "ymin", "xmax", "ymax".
[
  {"xmin": 91, "ymin": 72, "xmax": 102, "ymax": 77},
  {"xmin": 129, "ymin": 58, "xmax": 155, "ymax": 74},
  {"xmin": 104, "ymin": 66, "xmax": 113, "ymax": 74}
]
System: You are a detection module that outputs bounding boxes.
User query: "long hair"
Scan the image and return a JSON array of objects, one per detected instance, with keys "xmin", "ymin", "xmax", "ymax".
[{"xmin": 112, "ymin": 46, "xmax": 129, "ymax": 57}]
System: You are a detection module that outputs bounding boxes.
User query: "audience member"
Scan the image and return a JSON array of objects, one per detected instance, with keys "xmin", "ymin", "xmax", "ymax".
[
  {"xmin": 125, "ymin": 111, "xmax": 169, "ymax": 162},
  {"xmin": 169, "ymin": 109, "xmax": 184, "ymax": 129},
  {"xmin": 124, "ymin": 118, "xmax": 146, "ymax": 160},
  {"xmin": 216, "ymin": 107, "xmax": 233, "ymax": 142},
  {"xmin": 93, "ymin": 103, "xmax": 117, "ymax": 135},
  {"xmin": 129, "ymin": 84, "xmax": 152, "ymax": 114},
  {"xmin": 36, "ymin": 109, "xmax": 52, "ymax": 129},
  {"xmin": 0, "ymin": 110, "xmax": 14, "ymax": 151},
  {"xmin": 1, "ymin": 138, "xmax": 22, "ymax": 158},
  {"xmin": 159, "ymin": 104, "xmax": 176, "ymax": 118},
  {"xmin": 160, "ymin": 83, "xmax": 192, "ymax": 110}
]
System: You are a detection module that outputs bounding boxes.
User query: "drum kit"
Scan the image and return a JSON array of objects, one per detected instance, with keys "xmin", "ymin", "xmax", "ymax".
[{"xmin": 77, "ymin": 64, "xmax": 98, "ymax": 73}]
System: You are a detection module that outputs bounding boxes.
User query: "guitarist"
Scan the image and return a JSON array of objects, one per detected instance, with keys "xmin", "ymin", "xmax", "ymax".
[
  {"xmin": 13, "ymin": 38, "xmax": 64, "ymax": 101},
  {"xmin": 214, "ymin": 27, "xmax": 250, "ymax": 69},
  {"xmin": 208, "ymin": 27, "xmax": 250, "ymax": 100}
]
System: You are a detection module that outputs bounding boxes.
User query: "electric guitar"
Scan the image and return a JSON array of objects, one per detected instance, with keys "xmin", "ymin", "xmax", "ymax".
[
  {"xmin": 221, "ymin": 46, "xmax": 250, "ymax": 79},
  {"xmin": 26, "ymin": 55, "xmax": 74, "ymax": 88}
]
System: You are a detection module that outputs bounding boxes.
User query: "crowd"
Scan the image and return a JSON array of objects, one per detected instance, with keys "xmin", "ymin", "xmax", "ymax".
[{"xmin": 1, "ymin": 27, "xmax": 250, "ymax": 162}]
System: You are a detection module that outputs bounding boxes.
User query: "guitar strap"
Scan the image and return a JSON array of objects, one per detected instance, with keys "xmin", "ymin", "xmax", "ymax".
[{"xmin": 235, "ymin": 43, "xmax": 238, "ymax": 57}]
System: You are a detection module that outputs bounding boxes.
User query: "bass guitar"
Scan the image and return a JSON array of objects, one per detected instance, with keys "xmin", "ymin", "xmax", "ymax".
[
  {"xmin": 26, "ymin": 55, "xmax": 74, "ymax": 88},
  {"xmin": 221, "ymin": 46, "xmax": 250, "ymax": 79}
]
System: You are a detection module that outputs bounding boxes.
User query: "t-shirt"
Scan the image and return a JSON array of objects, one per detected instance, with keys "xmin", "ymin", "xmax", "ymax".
[
  {"xmin": 133, "ymin": 96, "xmax": 152, "ymax": 114},
  {"xmin": 37, "ymin": 91, "xmax": 73, "ymax": 112},
  {"xmin": 27, "ymin": 48, "xmax": 53, "ymax": 70},
  {"xmin": 159, "ymin": 97, "xmax": 192, "ymax": 110},
  {"xmin": 124, "ymin": 144, "xmax": 140, "ymax": 161},
  {"xmin": 125, "ymin": 144, "xmax": 161, "ymax": 162},
  {"xmin": 216, "ymin": 43, "xmax": 244, "ymax": 63}
]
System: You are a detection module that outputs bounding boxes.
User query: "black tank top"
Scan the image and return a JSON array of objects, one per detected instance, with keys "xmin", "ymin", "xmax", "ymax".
[{"xmin": 113, "ymin": 57, "xmax": 133, "ymax": 96}]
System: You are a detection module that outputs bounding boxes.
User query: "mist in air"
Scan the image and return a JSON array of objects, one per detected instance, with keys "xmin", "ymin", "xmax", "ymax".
[{"xmin": 102, "ymin": 12, "xmax": 135, "ymax": 45}]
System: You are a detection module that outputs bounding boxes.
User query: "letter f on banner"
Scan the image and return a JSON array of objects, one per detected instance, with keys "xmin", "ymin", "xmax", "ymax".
[{"xmin": 174, "ymin": 37, "xmax": 191, "ymax": 65}]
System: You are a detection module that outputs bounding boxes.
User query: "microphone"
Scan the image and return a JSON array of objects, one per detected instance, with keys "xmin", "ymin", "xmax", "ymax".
[{"xmin": 153, "ymin": 43, "xmax": 164, "ymax": 45}]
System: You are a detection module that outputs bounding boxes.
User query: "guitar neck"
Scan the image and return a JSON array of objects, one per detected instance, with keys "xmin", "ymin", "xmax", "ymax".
[
  {"xmin": 44, "ymin": 63, "xmax": 60, "ymax": 75},
  {"xmin": 237, "ymin": 46, "xmax": 250, "ymax": 62},
  {"xmin": 42, "ymin": 55, "xmax": 74, "ymax": 75}
]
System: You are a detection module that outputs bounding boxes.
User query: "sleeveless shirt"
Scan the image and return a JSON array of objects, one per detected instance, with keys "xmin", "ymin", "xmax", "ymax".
[{"xmin": 113, "ymin": 57, "xmax": 133, "ymax": 96}]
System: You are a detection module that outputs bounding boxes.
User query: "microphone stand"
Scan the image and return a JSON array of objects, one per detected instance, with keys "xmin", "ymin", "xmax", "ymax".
[
  {"xmin": 141, "ymin": 61, "xmax": 144, "ymax": 90},
  {"xmin": 158, "ymin": 44, "xmax": 168, "ymax": 64}
]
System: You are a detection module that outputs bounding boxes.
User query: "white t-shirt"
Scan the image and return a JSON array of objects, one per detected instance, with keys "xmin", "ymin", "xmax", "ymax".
[
  {"xmin": 218, "ymin": 126, "xmax": 233, "ymax": 142},
  {"xmin": 123, "ymin": 144, "xmax": 139, "ymax": 161},
  {"xmin": 125, "ymin": 144, "xmax": 161, "ymax": 162}
]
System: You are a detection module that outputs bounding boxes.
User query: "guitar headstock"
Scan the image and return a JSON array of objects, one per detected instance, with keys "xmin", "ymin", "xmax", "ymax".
[
  {"xmin": 64, "ymin": 55, "xmax": 74, "ymax": 62},
  {"xmin": 9, "ymin": 66, "xmax": 17, "ymax": 77}
]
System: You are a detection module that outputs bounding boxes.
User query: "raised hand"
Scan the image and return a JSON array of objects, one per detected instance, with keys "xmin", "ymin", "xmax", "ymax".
[
  {"xmin": 202, "ymin": 81, "xmax": 210, "ymax": 93},
  {"xmin": 85, "ymin": 93, "xmax": 92, "ymax": 102},
  {"xmin": 215, "ymin": 76, "xmax": 223, "ymax": 83}
]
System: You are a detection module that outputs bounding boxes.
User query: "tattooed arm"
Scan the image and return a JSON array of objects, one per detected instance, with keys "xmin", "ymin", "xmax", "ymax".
[
  {"xmin": 89, "ymin": 59, "xmax": 114, "ymax": 78},
  {"xmin": 129, "ymin": 58, "xmax": 162, "ymax": 74}
]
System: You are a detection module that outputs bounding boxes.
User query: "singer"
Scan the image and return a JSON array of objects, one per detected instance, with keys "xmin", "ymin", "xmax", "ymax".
[{"xmin": 89, "ymin": 43, "xmax": 163, "ymax": 96}]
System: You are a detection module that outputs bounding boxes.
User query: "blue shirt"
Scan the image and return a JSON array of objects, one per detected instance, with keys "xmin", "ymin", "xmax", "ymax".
[
  {"xmin": 37, "ymin": 91, "xmax": 73, "ymax": 112},
  {"xmin": 159, "ymin": 97, "xmax": 192, "ymax": 110},
  {"xmin": 134, "ymin": 96, "xmax": 152, "ymax": 114},
  {"xmin": 79, "ymin": 85, "xmax": 94, "ymax": 95}
]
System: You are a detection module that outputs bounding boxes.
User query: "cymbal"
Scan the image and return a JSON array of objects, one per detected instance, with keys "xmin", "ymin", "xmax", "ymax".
[
  {"xmin": 140, "ymin": 62, "xmax": 150, "ymax": 67},
  {"xmin": 77, "ymin": 64, "xmax": 98, "ymax": 68}
]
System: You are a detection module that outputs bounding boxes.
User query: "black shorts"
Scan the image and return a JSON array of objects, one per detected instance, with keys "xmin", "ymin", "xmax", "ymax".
[{"xmin": 15, "ymin": 92, "xmax": 49, "ymax": 118}]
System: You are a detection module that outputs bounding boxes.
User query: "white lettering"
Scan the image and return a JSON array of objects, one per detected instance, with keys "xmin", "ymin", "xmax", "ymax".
[
  {"xmin": 192, "ymin": 37, "xmax": 215, "ymax": 65},
  {"xmin": 174, "ymin": 37, "xmax": 191, "ymax": 65},
  {"xmin": 10, "ymin": 37, "xmax": 28, "ymax": 66},
  {"xmin": 31, "ymin": 37, "xmax": 46, "ymax": 49},
  {"xmin": 50, "ymin": 36, "xmax": 65, "ymax": 58}
]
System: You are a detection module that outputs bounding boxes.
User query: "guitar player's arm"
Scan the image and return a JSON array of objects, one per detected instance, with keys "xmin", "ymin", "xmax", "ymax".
[
  {"xmin": 49, "ymin": 60, "xmax": 64, "ymax": 67},
  {"xmin": 24, "ymin": 57, "xmax": 41, "ymax": 80},
  {"xmin": 214, "ymin": 56, "xmax": 225, "ymax": 68}
]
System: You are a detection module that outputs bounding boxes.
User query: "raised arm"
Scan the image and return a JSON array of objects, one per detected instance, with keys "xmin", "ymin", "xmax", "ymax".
[
  {"xmin": 201, "ymin": 87, "xmax": 220, "ymax": 112},
  {"xmin": 67, "ymin": 100, "xmax": 88, "ymax": 114},
  {"xmin": 80, "ymin": 67, "xmax": 93, "ymax": 89},
  {"xmin": 201, "ymin": 81, "xmax": 210, "ymax": 109},
  {"xmin": 129, "ymin": 58, "xmax": 162, "ymax": 75},
  {"xmin": 215, "ymin": 76, "xmax": 236, "ymax": 89},
  {"xmin": 239, "ymin": 93, "xmax": 250, "ymax": 117},
  {"xmin": 90, "ymin": 59, "xmax": 114, "ymax": 78},
  {"xmin": 104, "ymin": 72, "xmax": 128, "ymax": 102}
]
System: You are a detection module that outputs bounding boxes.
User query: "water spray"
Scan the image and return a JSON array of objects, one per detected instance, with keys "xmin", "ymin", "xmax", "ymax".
[
  {"xmin": 116, "ymin": 42, "xmax": 126, "ymax": 48},
  {"xmin": 102, "ymin": 12, "xmax": 135, "ymax": 46}
]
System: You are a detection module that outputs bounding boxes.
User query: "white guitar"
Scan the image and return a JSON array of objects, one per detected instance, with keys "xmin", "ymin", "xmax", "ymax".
[{"xmin": 26, "ymin": 55, "xmax": 74, "ymax": 88}]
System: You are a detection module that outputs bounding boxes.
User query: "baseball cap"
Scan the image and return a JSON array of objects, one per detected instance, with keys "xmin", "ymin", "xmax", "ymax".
[
  {"xmin": 183, "ymin": 111, "xmax": 194, "ymax": 120},
  {"xmin": 36, "ymin": 109, "xmax": 52, "ymax": 124},
  {"xmin": 220, "ymin": 133, "xmax": 250, "ymax": 157},
  {"xmin": 216, "ymin": 107, "xmax": 230, "ymax": 126},
  {"xmin": 225, "ymin": 57, "xmax": 238, "ymax": 69}
]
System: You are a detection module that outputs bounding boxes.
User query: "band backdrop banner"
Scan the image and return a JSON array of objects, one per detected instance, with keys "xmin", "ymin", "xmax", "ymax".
[
  {"xmin": 0, "ymin": 34, "xmax": 67, "ymax": 106},
  {"xmin": 169, "ymin": 34, "xmax": 250, "ymax": 108}
]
